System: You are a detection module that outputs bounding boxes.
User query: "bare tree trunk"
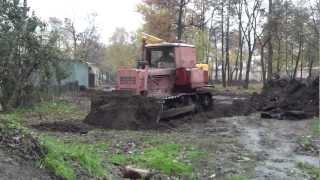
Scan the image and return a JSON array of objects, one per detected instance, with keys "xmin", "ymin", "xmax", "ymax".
[
  {"xmin": 267, "ymin": 0, "xmax": 273, "ymax": 80},
  {"xmin": 238, "ymin": 37, "xmax": 244, "ymax": 81},
  {"xmin": 221, "ymin": 1, "xmax": 226, "ymax": 87},
  {"xmin": 261, "ymin": 46, "xmax": 266, "ymax": 84},
  {"xmin": 291, "ymin": 43, "xmax": 294, "ymax": 78},
  {"xmin": 285, "ymin": 43, "xmax": 288, "ymax": 74},
  {"xmin": 70, "ymin": 22, "xmax": 77, "ymax": 59},
  {"xmin": 293, "ymin": 35, "xmax": 303, "ymax": 79},
  {"xmin": 285, "ymin": 0, "xmax": 288, "ymax": 75},
  {"xmin": 300, "ymin": 52, "xmax": 303, "ymax": 79},
  {"xmin": 308, "ymin": 57, "xmax": 314, "ymax": 78},
  {"xmin": 234, "ymin": 48, "xmax": 239, "ymax": 81},
  {"xmin": 225, "ymin": 0, "xmax": 231, "ymax": 85},
  {"xmin": 213, "ymin": 29, "xmax": 219, "ymax": 81},
  {"xmin": 244, "ymin": 50, "xmax": 253, "ymax": 89},
  {"xmin": 237, "ymin": 1, "xmax": 244, "ymax": 81},
  {"xmin": 276, "ymin": 38, "xmax": 281, "ymax": 73},
  {"xmin": 177, "ymin": 0, "xmax": 185, "ymax": 41}
]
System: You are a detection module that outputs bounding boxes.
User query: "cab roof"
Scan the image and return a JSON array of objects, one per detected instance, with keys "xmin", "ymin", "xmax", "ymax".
[{"xmin": 146, "ymin": 42, "xmax": 195, "ymax": 48}]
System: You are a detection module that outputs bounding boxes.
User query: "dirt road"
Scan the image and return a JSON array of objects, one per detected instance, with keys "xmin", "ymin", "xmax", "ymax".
[{"xmin": 237, "ymin": 115, "xmax": 319, "ymax": 180}]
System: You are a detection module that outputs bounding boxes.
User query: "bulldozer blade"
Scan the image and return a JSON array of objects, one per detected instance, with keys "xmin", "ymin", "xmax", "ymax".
[{"xmin": 84, "ymin": 91, "xmax": 162, "ymax": 130}]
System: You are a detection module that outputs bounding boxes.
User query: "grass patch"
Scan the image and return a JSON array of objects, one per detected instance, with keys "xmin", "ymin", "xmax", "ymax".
[
  {"xmin": 297, "ymin": 162, "xmax": 320, "ymax": 180},
  {"xmin": 39, "ymin": 136, "xmax": 107, "ymax": 180},
  {"xmin": 311, "ymin": 118, "xmax": 320, "ymax": 137},
  {"xmin": 0, "ymin": 113, "xmax": 23, "ymax": 130},
  {"xmin": 32, "ymin": 100, "xmax": 79, "ymax": 115},
  {"xmin": 0, "ymin": 101, "xmax": 107, "ymax": 180},
  {"xmin": 15, "ymin": 100, "xmax": 85, "ymax": 120},
  {"xmin": 109, "ymin": 143, "xmax": 204, "ymax": 177},
  {"xmin": 225, "ymin": 175, "xmax": 249, "ymax": 180}
]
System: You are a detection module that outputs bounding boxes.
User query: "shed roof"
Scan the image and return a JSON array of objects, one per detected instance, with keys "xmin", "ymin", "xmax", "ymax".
[{"xmin": 146, "ymin": 42, "xmax": 195, "ymax": 48}]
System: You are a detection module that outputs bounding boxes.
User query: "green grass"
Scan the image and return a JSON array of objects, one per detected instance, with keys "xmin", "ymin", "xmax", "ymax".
[
  {"xmin": 0, "ymin": 100, "xmax": 81, "ymax": 133},
  {"xmin": 32, "ymin": 100, "xmax": 79, "ymax": 115},
  {"xmin": 225, "ymin": 175, "xmax": 249, "ymax": 180},
  {"xmin": 311, "ymin": 118, "xmax": 320, "ymax": 137},
  {"xmin": 0, "ymin": 113, "xmax": 23, "ymax": 130},
  {"xmin": 0, "ymin": 101, "xmax": 108, "ymax": 180},
  {"xmin": 39, "ymin": 136, "xmax": 107, "ymax": 180},
  {"xmin": 13, "ymin": 100, "xmax": 85, "ymax": 121},
  {"xmin": 297, "ymin": 162, "xmax": 320, "ymax": 180},
  {"xmin": 109, "ymin": 143, "xmax": 204, "ymax": 177}
]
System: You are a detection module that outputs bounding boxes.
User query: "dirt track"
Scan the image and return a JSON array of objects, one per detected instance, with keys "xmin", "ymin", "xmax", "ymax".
[
  {"xmin": 24, "ymin": 93, "xmax": 319, "ymax": 179},
  {"xmin": 0, "ymin": 146, "xmax": 55, "ymax": 180},
  {"xmin": 237, "ymin": 116, "xmax": 319, "ymax": 179},
  {"xmin": 0, "ymin": 79, "xmax": 316, "ymax": 179}
]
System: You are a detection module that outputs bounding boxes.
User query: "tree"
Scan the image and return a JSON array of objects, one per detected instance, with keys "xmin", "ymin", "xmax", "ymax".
[
  {"xmin": 77, "ymin": 14, "xmax": 105, "ymax": 65},
  {"xmin": 0, "ymin": 0, "xmax": 66, "ymax": 110},
  {"xmin": 137, "ymin": 0, "xmax": 178, "ymax": 41},
  {"xmin": 105, "ymin": 28, "xmax": 138, "ymax": 75},
  {"xmin": 234, "ymin": 0, "xmax": 245, "ymax": 81},
  {"xmin": 241, "ymin": 0, "xmax": 261, "ymax": 89},
  {"xmin": 64, "ymin": 18, "xmax": 79, "ymax": 59},
  {"xmin": 220, "ymin": 0, "xmax": 226, "ymax": 87},
  {"xmin": 177, "ymin": 0, "xmax": 190, "ymax": 40},
  {"xmin": 267, "ymin": 0, "xmax": 273, "ymax": 80}
]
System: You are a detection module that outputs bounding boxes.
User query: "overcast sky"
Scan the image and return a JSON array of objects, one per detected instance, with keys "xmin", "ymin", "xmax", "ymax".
[{"xmin": 28, "ymin": 0, "xmax": 143, "ymax": 43}]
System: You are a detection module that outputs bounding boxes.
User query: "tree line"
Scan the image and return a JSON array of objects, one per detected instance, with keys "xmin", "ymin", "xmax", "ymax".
[
  {"xmin": 0, "ymin": 0, "xmax": 139, "ymax": 110},
  {"xmin": 0, "ymin": 0, "xmax": 318, "ymax": 110},
  {"xmin": 138, "ymin": 0, "xmax": 320, "ymax": 88}
]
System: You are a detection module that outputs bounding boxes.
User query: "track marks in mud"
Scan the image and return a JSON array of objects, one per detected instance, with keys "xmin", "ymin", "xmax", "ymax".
[{"xmin": 237, "ymin": 116, "xmax": 319, "ymax": 180}]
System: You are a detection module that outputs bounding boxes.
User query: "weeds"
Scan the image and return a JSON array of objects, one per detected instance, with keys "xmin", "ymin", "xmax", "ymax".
[
  {"xmin": 110, "ymin": 143, "xmax": 204, "ymax": 177},
  {"xmin": 0, "ymin": 113, "xmax": 23, "ymax": 130},
  {"xmin": 33, "ymin": 100, "xmax": 80, "ymax": 115},
  {"xmin": 311, "ymin": 118, "xmax": 320, "ymax": 137},
  {"xmin": 297, "ymin": 162, "xmax": 320, "ymax": 180},
  {"xmin": 225, "ymin": 175, "xmax": 249, "ymax": 180},
  {"xmin": 39, "ymin": 136, "xmax": 107, "ymax": 180},
  {"xmin": 0, "ymin": 101, "xmax": 107, "ymax": 180}
]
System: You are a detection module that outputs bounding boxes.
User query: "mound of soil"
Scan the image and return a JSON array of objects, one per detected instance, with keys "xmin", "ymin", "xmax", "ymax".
[
  {"xmin": 251, "ymin": 76, "xmax": 319, "ymax": 120},
  {"xmin": 83, "ymin": 91, "xmax": 162, "ymax": 130},
  {"xmin": 32, "ymin": 120, "xmax": 91, "ymax": 133},
  {"xmin": 0, "ymin": 127, "xmax": 44, "ymax": 161}
]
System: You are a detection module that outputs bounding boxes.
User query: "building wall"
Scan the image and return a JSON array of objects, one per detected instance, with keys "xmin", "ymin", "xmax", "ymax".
[{"xmin": 61, "ymin": 62, "xmax": 89, "ymax": 87}]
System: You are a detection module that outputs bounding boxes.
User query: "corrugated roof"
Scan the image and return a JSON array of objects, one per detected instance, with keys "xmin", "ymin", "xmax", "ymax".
[{"xmin": 146, "ymin": 42, "xmax": 195, "ymax": 48}]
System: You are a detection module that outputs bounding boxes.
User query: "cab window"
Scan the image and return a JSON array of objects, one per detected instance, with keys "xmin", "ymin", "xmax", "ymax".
[{"xmin": 146, "ymin": 47, "xmax": 175, "ymax": 68}]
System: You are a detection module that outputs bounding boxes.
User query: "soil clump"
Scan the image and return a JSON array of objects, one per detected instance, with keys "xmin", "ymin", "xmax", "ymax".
[
  {"xmin": 83, "ymin": 91, "xmax": 162, "ymax": 130},
  {"xmin": 251, "ymin": 76, "xmax": 319, "ymax": 120}
]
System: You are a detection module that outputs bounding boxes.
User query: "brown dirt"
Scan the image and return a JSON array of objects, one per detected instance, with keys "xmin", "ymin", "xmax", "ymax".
[
  {"xmin": 0, "ymin": 146, "xmax": 57, "ymax": 180},
  {"xmin": 250, "ymin": 76, "xmax": 319, "ymax": 119},
  {"xmin": 83, "ymin": 89, "xmax": 257, "ymax": 130},
  {"xmin": 32, "ymin": 120, "xmax": 92, "ymax": 133},
  {"xmin": 0, "ymin": 124, "xmax": 57, "ymax": 180},
  {"xmin": 0, "ymin": 126, "xmax": 44, "ymax": 161},
  {"xmin": 20, "ymin": 91, "xmax": 318, "ymax": 179},
  {"xmin": 83, "ymin": 91, "xmax": 162, "ymax": 130}
]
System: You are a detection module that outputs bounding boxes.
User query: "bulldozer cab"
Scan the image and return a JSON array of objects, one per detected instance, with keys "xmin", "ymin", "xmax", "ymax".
[
  {"xmin": 143, "ymin": 43, "xmax": 197, "ymax": 69},
  {"xmin": 146, "ymin": 46, "xmax": 175, "ymax": 68}
]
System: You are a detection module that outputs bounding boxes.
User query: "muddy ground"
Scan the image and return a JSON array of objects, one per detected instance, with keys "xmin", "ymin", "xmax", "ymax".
[
  {"xmin": 15, "ymin": 92, "xmax": 318, "ymax": 179},
  {"xmin": 0, "ymin": 145, "xmax": 55, "ymax": 180}
]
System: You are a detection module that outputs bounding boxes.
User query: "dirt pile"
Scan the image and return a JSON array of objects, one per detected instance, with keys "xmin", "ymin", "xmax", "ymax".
[
  {"xmin": 251, "ymin": 76, "xmax": 319, "ymax": 120},
  {"xmin": 83, "ymin": 91, "xmax": 162, "ymax": 130},
  {"xmin": 32, "ymin": 120, "xmax": 91, "ymax": 133},
  {"xmin": 0, "ymin": 125, "xmax": 44, "ymax": 161}
]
